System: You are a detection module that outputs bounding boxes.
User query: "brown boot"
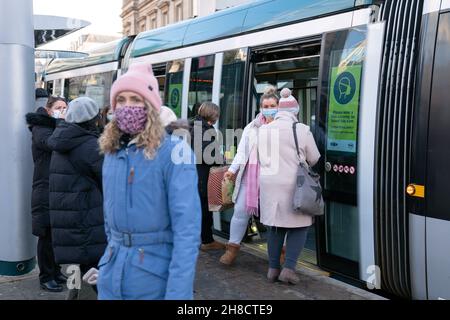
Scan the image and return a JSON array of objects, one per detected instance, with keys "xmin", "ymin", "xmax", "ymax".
[
  {"xmin": 201, "ymin": 241, "xmax": 226, "ymax": 251},
  {"xmin": 219, "ymin": 243, "xmax": 240, "ymax": 265},
  {"xmin": 278, "ymin": 268, "xmax": 300, "ymax": 285},
  {"xmin": 267, "ymin": 268, "xmax": 281, "ymax": 283}
]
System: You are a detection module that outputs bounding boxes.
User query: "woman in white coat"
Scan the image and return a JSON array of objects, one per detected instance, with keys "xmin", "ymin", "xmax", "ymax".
[
  {"xmin": 258, "ymin": 88, "xmax": 320, "ymax": 284},
  {"xmin": 219, "ymin": 86, "xmax": 279, "ymax": 265}
]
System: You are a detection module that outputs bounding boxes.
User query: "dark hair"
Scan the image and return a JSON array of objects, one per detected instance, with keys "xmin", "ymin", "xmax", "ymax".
[{"xmin": 45, "ymin": 96, "xmax": 67, "ymax": 109}]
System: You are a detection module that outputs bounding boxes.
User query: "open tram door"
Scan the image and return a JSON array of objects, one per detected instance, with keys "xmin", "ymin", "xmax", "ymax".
[
  {"xmin": 248, "ymin": 23, "xmax": 386, "ymax": 286},
  {"xmin": 248, "ymin": 38, "xmax": 322, "ymax": 265}
]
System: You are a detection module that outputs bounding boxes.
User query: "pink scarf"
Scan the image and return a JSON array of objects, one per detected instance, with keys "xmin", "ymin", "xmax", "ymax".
[
  {"xmin": 245, "ymin": 145, "xmax": 260, "ymax": 216},
  {"xmin": 245, "ymin": 113, "xmax": 266, "ymax": 216}
]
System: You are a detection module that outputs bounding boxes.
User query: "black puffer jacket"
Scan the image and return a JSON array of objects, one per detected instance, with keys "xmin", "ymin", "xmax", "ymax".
[
  {"xmin": 189, "ymin": 116, "xmax": 222, "ymax": 198},
  {"xmin": 48, "ymin": 121, "xmax": 106, "ymax": 266},
  {"xmin": 25, "ymin": 108, "xmax": 57, "ymax": 237}
]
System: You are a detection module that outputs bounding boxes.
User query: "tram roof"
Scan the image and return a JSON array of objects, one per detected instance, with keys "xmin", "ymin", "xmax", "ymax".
[
  {"xmin": 130, "ymin": 0, "xmax": 374, "ymax": 58},
  {"xmin": 45, "ymin": 37, "xmax": 132, "ymax": 74}
]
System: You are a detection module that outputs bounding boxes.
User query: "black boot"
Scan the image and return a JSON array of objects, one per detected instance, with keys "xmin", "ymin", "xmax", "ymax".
[
  {"xmin": 40, "ymin": 280, "xmax": 63, "ymax": 292},
  {"xmin": 55, "ymin": 273, "xmax": 68, "ymax": 285}
]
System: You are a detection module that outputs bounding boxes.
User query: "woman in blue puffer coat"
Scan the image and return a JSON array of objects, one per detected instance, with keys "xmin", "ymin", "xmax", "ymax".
[{"xmin": 97, "ymin": 62, "xmax": 201, "ymax": 300}]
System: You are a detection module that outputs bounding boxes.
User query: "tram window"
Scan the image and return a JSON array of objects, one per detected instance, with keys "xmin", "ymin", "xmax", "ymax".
[
  {"xmin": 152, "ymin": 65, "xmax": 166, "ymax": 102},
  {"xmin": 188, "ymin": 55, "xmax": 215, "ymax": 119},
  {"xmin": 45, "ymin": 81, "xmax": 54, "ymax": 97},
  {"xmin": 66, "ymin": 71, "xmax": 114, "ymax": 109},
  {"xmin": 53, "ymin": 79, "xmax": 62, "ymax": 96},
  {"xmin": 219, "ymin": 49, "xmax": 247, "ymax": 161},
  {"xmin": 165, "ymin": 60, "xmax": 184, "ymax": 118},
  {"xmin": 63, "ymin": 79, "xmax": 70, "ymax": 101},
  {"xmin": 253, "ymin": 46, "xmax": 320, "ymax": 126}
]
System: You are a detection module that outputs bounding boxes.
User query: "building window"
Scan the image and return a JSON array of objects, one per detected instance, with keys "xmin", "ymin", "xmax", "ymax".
[
  {"xmin": 150, "ymin": 14, "xmax": 157, "ymax": 29},
  {"xmin": 175, "ymin": 2, "xmax": 183, "ymax": 22},
  {"xmin": 161, "ymin": 9, "xmax": 169, "ymax": 26},
  {"xmin": 140, "ymin": 20, "xmax": 147, "ymax": 32}
]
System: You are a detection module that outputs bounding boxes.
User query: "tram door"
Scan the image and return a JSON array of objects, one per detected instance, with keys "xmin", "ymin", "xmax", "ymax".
[
  {"xmin": 249, "ymin": 27, "xmax": 373, "ymax": 278},
  {"xmin": 250, "ymin": 39, "xmax": 321, "ymax": 264},
  {"xmin": 315, "ymin": 27, "xmax": 370, "ymax": 279}
]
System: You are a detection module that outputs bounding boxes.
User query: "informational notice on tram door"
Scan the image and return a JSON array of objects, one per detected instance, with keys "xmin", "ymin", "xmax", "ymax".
[
  {"xmin": 168, "ymin": 83, "xmax": 182, "ymax": 118},
  {"xmin": 326, "ymin": 64, "xmax": 362, "ymax": 153}
]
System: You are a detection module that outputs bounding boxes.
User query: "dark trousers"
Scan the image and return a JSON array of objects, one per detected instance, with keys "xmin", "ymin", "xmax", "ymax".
[
  {"xmin": 200, "ymin": 195, "xmax": 214, "ymax": 244},
  {"xmin": 267, "ymin": 226, "xmax": 309, "ymax": 270},
  {"xmin": 37, "ymin": 229, "xmax": 61, "ymax": 283}
]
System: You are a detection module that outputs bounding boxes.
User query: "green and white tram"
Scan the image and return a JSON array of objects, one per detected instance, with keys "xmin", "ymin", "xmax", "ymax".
[{"xmin": 44, "ymin": 0, "xmax": 450, "ymax": 300}]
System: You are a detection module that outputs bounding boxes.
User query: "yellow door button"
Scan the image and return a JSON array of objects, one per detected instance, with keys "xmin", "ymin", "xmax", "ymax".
[
  {"xmin": 406, "ymin": 184, "xmax": 425, "ymax": 198},
  {"xmin": 406, "ymin": 185, "xmax": 416, "ymax": 196}
]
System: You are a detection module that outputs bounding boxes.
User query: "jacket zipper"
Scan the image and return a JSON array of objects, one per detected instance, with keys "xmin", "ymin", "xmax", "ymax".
[
  {"xmin": 126, "ymin": 147, "xmax": 135, "ymax": 209},
  {"xmin": 128, "ymin": 166, "xmax": 135, "ymax": 208}
]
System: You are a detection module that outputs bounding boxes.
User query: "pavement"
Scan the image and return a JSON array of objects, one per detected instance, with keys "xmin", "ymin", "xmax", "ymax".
[{"xmin": 0, "ymin": 245, "xmax": 384, "ymax": 300}]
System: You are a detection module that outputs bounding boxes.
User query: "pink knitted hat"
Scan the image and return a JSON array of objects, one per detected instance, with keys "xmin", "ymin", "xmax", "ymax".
[
  {"xmin": 278, "ymin": 88, "xmax": 299, "ymax": 109},
  {"xmin": 110, "ymin": 62, "xmax": 162, "ymax": 111}
]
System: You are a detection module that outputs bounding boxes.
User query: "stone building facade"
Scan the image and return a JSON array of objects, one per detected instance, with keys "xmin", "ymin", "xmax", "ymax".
[{"xmin": 121, "ymin": 0, "xmax": 254, "ymax": 36}]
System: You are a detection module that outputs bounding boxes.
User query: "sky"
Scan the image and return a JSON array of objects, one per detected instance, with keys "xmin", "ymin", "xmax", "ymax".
[{"xmin": 33, "ymin": 0, "xmax": 123, "ymax": 50}]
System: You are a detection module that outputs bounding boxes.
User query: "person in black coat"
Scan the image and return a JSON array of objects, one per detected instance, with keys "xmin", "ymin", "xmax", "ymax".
[
  {"xmin": 26, "ymin": 95, "xmax": 68, "ymax": 292},
  {"xmin": 48, "ymin": 97, "xmax": 106, "ymax": 280},
  {"xmin": 189, "ymin": 102, "xmax": 225, "ymax": 250}
]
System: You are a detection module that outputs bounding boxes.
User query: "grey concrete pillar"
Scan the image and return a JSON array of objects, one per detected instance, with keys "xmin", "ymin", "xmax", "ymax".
[{"xmin": 0, "ymin": 0, "xmax": 36, "ymax": 275}]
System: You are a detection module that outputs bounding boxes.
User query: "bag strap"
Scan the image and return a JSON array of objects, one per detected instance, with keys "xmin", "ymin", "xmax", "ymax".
[
  {"xmin": 292, "ymin": 122, "xmax": 310, "ymax": 168},
  {"xmin": 292, "ymin": 122, "xmax": 301, "ymax": 158}
]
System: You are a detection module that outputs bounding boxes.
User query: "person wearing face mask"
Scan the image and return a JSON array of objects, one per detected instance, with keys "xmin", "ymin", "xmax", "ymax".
[
  {"xmin": 258, "ymin": 88, "xmax": 320, "ymax": 285},
  {"xmin": 25, "ymin": 95, "xmax": 68, "ymax": 293},
  {"xmin": 188, "ymin": 102, "xmax": 224, "ymax": 251},
  {"xmin": 96, "ymin": 62, "xmax": 201, "ymax": 300},
  {"xmin": 47, "ymin": 97, "xmax": 106, "ymax": 299},
  {"xmin": 219, "ymin": 86, "xmax": 279, "ymax": 266}
]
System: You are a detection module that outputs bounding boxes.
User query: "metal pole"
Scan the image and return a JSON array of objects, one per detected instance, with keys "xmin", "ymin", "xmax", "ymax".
[{"xmin": 0, "ymin": 0, "xmax": 36, "ymax": 276}]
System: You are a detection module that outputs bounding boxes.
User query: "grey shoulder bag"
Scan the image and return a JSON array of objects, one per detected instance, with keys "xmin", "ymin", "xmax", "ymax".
[{"xmin": 292, "ymin": 122, "xmax": 324, "ymax": 216}]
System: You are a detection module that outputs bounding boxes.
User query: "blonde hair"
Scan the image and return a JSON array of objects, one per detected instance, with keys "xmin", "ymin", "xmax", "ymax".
[
  {"xmin": 198, "ymin": 101, "xmax": 220, "ymax": 123},
  {"xmin": 99, "ymin": 102, "xmax": 164, "ymax": 159},
  {"xmin": 260, "ymin": 85, "xmax": 279, "ymax": 106}
]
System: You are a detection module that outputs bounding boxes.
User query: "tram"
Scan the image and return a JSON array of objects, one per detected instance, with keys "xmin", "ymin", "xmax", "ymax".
[{"xmin": 44, "ymin": 0, "xmax": 450, "ymax": 300}]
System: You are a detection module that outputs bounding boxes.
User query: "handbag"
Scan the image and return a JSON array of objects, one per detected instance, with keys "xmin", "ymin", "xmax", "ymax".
[
  {"xmin": 292, "ymin": 122, "xmax": 324, "ymax": 216},
  {"xmin": 207, "ymin": 165, "xmax": 234, "ymax": 212}
]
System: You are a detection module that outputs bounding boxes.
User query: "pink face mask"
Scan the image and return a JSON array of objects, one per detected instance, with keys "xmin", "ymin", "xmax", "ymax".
[{"xmin": 115, "ymin": 106, "xmax": 148, "ymax": 135}]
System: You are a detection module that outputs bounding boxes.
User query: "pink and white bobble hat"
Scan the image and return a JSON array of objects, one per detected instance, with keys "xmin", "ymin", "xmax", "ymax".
[
  {"xmin": 278, "ymin": 88, "xmax": 300, "ymax": 111},
  {"xmin": 110, "ymin": 62, "xmax": 162, "ymax": 112}
]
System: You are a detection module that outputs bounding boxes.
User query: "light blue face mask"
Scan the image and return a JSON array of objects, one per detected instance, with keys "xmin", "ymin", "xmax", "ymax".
[{"xmin": 261, "ymin": 108, "xmax": 278, "ymax": 119}]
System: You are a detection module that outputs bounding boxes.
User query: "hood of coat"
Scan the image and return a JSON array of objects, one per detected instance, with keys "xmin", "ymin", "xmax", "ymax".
[
  {"xmin": 191, "ymin": 115, "xmax": 214, "ymax": 131},
  {"xmin": 26, "ymin": 107, "xmax": 56, "ymax": 130},
  {"xmin": 48, "ymin": 121, "xmax": 99, "ymax": 153},
  {"xmin": 274, "ymin": 110, "xmax": 298, "ymax": 123}
]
